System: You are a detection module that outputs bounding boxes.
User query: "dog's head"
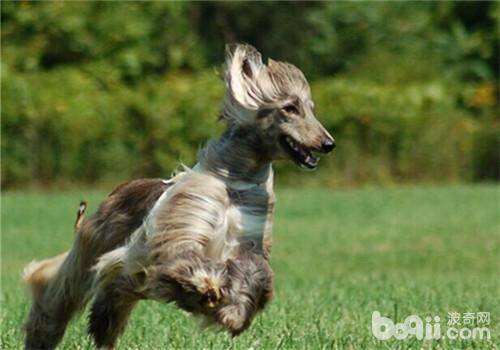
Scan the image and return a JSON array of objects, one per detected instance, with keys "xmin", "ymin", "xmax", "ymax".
[{"xmin": 221, "ymin": 43, "xmax": 335, "ymax": 170}]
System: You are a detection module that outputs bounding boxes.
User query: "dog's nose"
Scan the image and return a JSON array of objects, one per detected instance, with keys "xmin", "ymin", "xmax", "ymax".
[{"xmin": 321, "ymin": 138, "xmax": 336, "ymax": 153}]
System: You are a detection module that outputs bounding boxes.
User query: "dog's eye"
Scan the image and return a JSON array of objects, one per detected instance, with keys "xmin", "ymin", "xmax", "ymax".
[{"xmin": 282, "ymin": 105, "xmax": 299, "ymax": 115}]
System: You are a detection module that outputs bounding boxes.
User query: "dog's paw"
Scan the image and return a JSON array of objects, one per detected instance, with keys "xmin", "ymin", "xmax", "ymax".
[{"xmin": 216, "ymin": 304, "xmax": 248, "ymax": 336}]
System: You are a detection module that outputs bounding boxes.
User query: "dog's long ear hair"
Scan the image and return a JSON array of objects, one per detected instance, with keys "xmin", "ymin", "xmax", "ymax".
[
  {"xmin": 224, "ymin": 44, "xmax": 265, "ymax": 109},
  {"xmin": 221, "ymin": 44, "xmax": 273, "ymax": 124}
]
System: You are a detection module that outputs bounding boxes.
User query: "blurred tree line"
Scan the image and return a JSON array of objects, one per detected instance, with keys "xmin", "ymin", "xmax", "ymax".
[{"xmin": 1, "ymin": 2, "xmax": 498, "ymax": 188}]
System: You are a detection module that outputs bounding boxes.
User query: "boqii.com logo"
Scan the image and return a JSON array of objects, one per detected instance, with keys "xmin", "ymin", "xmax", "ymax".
[{"xmin": 372, "ymin": 311, "xmax": 491, "ymax": 341}]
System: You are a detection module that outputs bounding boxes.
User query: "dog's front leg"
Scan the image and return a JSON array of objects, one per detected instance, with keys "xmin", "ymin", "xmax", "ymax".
[
  {"xmin": 142, "ymin": 250, "xmax": 227, "ymax": 314},
  {"xmin": 216, "ymin": 251, "xmax": 273, "ymax": 336},
  {"xmin": 88, "ymin": 275, "xmax": 141, "ymax": 350}
]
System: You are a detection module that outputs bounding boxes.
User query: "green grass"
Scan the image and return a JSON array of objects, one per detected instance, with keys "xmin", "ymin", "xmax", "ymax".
[{"xmin": 1, "ymin": 184, "xmax": 499, "ymax": 349}]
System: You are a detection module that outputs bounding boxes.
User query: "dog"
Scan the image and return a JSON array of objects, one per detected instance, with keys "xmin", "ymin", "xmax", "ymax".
[{"xmin": 23, "ymin": 43, "xmax": 335, "ymax": 350}]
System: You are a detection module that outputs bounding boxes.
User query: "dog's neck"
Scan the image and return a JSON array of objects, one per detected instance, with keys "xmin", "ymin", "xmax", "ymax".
[{"xmin": 198, "ymin": 125, "xmax": 272, "ymax": 186}]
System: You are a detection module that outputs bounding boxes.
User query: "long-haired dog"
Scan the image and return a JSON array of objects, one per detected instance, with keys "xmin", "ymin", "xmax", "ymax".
[{"xmin": 23, "ymin": 44, "xmax": 335, "ymax": 349}]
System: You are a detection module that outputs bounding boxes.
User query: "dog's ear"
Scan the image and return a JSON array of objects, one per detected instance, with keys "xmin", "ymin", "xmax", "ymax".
[
  {"xmin": 225, "ymin": 43, "xmax": 263, "ymax": 79},
  {"xmin": 224, "ymin": 43, "xmax": 266, "ymax": 112}
]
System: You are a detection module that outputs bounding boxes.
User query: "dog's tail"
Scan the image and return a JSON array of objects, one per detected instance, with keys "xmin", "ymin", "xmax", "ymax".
[
  {"xmin": 74, "ymin": 201, "xmax": 87, "ymax": 231},
  {"xmin": 23, "ymin": 201, "xmax": 94, "ymax": 350}
]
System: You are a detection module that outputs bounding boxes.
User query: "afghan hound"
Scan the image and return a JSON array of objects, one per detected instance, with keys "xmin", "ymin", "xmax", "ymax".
[{"xmin": 23, "ymin": 43, "xmax": 335, "ymax": 349}]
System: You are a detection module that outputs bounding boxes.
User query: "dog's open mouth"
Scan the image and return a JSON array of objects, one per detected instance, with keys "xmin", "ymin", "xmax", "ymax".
[{"xmin": 279, "ymin": 135, "xmax": 319, "ymax": 170}]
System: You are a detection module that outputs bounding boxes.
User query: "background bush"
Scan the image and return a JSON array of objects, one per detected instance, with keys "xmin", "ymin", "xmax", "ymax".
[{"xmin": 1, "ymin": 2, "xmax": 498, "ymax": 188}]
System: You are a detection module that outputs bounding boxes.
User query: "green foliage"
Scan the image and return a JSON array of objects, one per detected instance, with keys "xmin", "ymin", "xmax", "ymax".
[
  {"xmin": 312, "ymin": 77, "xmax": 479, "ymax": 185},
  {"xmin": 1, "ymin": 2, "xmax": 498, "ymax": 188},
  {"xmin": 2, "ymin": 185, "xmax": 499, "ymax": 348},
  {"xmin": 1, "ymin": 66, "xmax": 223, "ymax": 186}
]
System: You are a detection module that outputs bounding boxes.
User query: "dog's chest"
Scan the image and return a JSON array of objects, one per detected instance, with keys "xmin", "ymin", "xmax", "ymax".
[{"xmin": 224, "ymin": 185, "xmax": 275, "ymax": 252}]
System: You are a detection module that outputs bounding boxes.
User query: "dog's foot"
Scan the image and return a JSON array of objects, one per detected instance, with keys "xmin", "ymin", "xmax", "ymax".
[
  {"xmin": 216, "ymin": 304, "xmax": 248, "ymax": 336},
  {"xmin": 197, "ymin": 276, "xmax": 222, "ymax": 308}
]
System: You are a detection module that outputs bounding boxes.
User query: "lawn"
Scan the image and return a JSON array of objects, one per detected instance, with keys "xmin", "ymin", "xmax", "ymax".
[{"xmin": 1, "ymin": 184, "xmax": 499, "ymax": 349}]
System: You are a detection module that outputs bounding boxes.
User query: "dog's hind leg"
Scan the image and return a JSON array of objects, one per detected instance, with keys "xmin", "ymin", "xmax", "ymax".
[
  {"xmin": 23, "ymin": 204, "xmax": 90, "ymax": 349},
  {"xmin": 23, "ymin": 229, "xmax": 101, "ymax": 350},
  {"xmin": 23, "ymin": 252, "xmax": 73, "ymax": 349},
  {"xmin": 88, "ymin": 277, "xmax": 140, "ymax": 350},
  {"xmin": 23, "ymin": 179, "xmax": 171, "ymax": 349}
]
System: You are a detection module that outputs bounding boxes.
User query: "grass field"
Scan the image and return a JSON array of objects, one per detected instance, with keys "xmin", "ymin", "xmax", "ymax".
[{"xmin": 1, "ymin": 184, "xmax": 499, "ymax": 349}]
